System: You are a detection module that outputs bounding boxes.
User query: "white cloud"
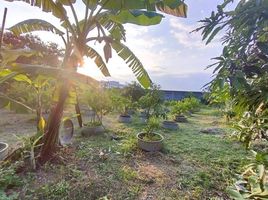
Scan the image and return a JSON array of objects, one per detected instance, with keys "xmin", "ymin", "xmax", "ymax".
[{"xmin": 169, "ymin": 18, "xmax": 221, "ymax": 49}]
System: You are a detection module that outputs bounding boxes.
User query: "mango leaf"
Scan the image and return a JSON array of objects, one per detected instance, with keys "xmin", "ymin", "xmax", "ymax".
[
  {"xmin": 85, "ymin": 46, "xmax": 111, "ymax": 76},
  {"xmin": 111, "ymin": 41, "xmax": 151, "ymax": 88},
  {"xmin": 109, "ymin": 10, "xmax": 163, "ymax": 26},
  {"xmin": 226, "ymin": 188, "xmax": 245, "ymax": 200},
  {"xmin": 8, "ymin": 19, "xmax": 64, "ymax": 36}
]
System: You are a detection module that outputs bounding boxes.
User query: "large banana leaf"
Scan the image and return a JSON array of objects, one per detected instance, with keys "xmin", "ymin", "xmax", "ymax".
[
  {"xmin": 6, "ymin": 63, "xmax": 99, "ymax": 87},
  {"xmin": 86, "ymin": 0, "xmax": 187, "ymax": 18},
  {"xmin": 109, "ymin": 10, "xmax": 163, "ymax": 26},
  {"xmin": 156, "ymin": 1, "xmax": 187, "ymax": 18},
  {"xmin": 111, "ymin": 41, "xmax": 151, "ymax": 88},
  {"xmin": 8, "ymin": 19, "xmax": 64, "ymax": 36},
  {"xmin": 4, "ymin": 0, "xmax": 68, "ymax": 21},
  {"xmin": 0, "ymin": 48, "xmax": 39, "ymax": 67},
  {"xmin": 85, "ymin": 46, "xmax": 111, "ymax": 77}
]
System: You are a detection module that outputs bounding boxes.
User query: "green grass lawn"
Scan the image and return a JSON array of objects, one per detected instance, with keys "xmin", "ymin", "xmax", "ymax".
[{"xmin": 1, "ymin": 107, "xmax": 249, "ymax": 200}]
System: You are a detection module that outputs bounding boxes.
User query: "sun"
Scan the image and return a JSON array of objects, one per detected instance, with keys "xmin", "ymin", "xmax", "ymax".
[{"xmin": 77, "ymin": 57, "xmax": 104, "ymax": 80}]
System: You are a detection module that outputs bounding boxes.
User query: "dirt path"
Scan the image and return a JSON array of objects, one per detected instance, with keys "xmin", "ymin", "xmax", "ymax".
[{"xmin": 0, "ymin": 109, "xmax": 36, "ymax": 146}]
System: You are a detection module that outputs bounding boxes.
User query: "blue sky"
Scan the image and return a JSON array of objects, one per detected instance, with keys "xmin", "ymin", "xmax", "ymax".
[{"xmin": 0, "ymin": 0, "xmax": 233, "ymax": 91}]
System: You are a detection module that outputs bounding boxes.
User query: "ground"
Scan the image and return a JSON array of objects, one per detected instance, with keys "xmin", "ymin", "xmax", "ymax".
[{"xmin": 0, "ymin": 107, "xmax": 249, "ymax": 200}]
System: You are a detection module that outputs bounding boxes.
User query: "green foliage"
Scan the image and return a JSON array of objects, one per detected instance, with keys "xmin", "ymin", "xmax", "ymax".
[
  {"xmin": 233, "ymin": 112, "xmax": 268, "ymax": 149},
  {"xmin": 15, "ymin": 133, "xmax": 43, "ymax": 170},
  {"xmin": 227, "ymin": 151, "xmax": 268, "ymax": 200},
  {"xmin": 138, "ymin": 84, "xmax": 165, "ymax": 118},
  {"xmin": 171, "ymin": 97, "xmax": 201, "ymax": 116},
  {"xmin": 83, "ymin": 87, "xmax": 112, "ymax": 123},
  {"xmin": 117, "ymin": 166, "xmax": 138, "ymax": 182},
  {"xmin": 34, "ymin": 181, "xmax": 70, "ymax": 200},
  {"xmin": 171, "ymin": 101, "xmax": 189, "ymax": 116},
  {"xmin": 109, "ymin": 89, "xmax": 131, "ymax": 115},
  {"xmin": 122, "ymin": 81, "xmax": 145, "ymax": 103},
  {"xmin": 0, "ymin": 163, "xmax": 23, "ymax": 199},
  {"xmin": 144, "ymin": 117, "xmax": 160, "ymax": 136},
  {"xmin": 198, "ymin": 0, "xmax": 268, "ymax": 146}
]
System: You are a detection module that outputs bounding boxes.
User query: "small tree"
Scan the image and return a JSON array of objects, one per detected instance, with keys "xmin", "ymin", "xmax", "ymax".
[
  {"xmin": 83, "ymin": 87, "xmax": 112, "ymax": 125},
  {"xmin": 138, "ymin": 84, "xmax": 165, "ymax": 119},
  {"xmin": 3, "ymin": 0, "xmax": 188, "ymax": 164}
]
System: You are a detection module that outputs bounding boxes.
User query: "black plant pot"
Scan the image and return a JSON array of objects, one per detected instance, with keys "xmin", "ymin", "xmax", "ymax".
[
  {"xmin": 118, "ymin": 114, "xmax": 132, "ymax": 123},
  {"xmin": 81, "ymin": 125, "xmax": 105, "ymax": 137},
  {"xmin": 161, "ymin": 120, "xmax": 179, "ymax": 130},
  {"xmin": 174, "ymin": 115, "xmax": 188, "ymax": 123},
  {"xmin": 137, "ymin": 132, "xmax": 164, "ymax": 152}
]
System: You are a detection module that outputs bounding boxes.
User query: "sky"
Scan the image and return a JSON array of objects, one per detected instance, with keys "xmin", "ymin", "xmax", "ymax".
[{"xmin": 0, "ymin": 0, "xmax": 234, "ymax": 91}]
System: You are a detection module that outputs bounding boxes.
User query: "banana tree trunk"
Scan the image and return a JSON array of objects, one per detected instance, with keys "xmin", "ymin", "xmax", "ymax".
[{"xmin": 39, "ymin": 80, "xmax": 70, "ymax": 164}]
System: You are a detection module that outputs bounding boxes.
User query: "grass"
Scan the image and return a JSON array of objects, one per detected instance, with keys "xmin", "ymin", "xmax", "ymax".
[{"xmin": 0, "ymin": 107, "xmax": 249, "ymax": 199}]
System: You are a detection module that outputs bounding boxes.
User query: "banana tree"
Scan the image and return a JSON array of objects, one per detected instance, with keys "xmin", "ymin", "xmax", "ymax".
[{"xmin": 3, "ymin": 0, "xmax": 188, "ymax": 164}]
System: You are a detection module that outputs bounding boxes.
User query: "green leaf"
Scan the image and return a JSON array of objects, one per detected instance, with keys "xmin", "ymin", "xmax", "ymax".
[
  {"xmin": 4, "ymin": 0, "xmax": 67, "ymax": 21},
  {"xmin": 227, "ymin": 188, "xmax": 245, "ymax": 200},
  {"xmin": 111, "ymin": 41, "xmax": 151, "ymax": 88},
  {"xmin": 109, "ymin": 10, "xmax": 163, "ymax": 26},
  {"xmin": 8, "ymin": 19, "xmax": 64, "ymax": 36},
  {"xmin": 156, "ymin": 0, "xmax": 187, "ymax": 17},
  {"xmin": 85, "ymin": 46, "xmax": 111, "ymax": 77},
  {"xmin": 205, "ymin": 26, "xmax": 222, "ymax": 44},
  {"xmin": 6, "ymin": 63, "xmax": 99, "ymax": 87},
  {"xmin": 0, "ymin": 71, "xmax": 19, "ymax": 84},
  {"xmin": 0, "ymin": 48, "xmax": 39, "ymax": 66},
  {"xmin": 58, "ymin": 0, "xmax": 76, "ymax": 5}
]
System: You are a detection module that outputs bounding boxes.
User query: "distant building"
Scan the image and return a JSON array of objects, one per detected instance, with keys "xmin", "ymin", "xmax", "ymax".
[
  {"xmin": 161, "ymin": 90, "xmax": 203, "ymax": 101},
  {"xmin": 100, "ymin": 81, "xmax": 125, "ymax": 89}
]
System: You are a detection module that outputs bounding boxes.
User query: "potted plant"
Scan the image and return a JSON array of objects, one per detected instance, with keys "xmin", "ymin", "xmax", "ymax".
[
  {"xmin": 171, "ymin": 101, "xmax": 188, "ymax": 123},
  {"xmin": 137, "ymin": 117, "xmax": 164, "ymax": 152},
  {"xmin": 110, "ymin": 89, "xmax": 132, "ymax": 123},
  {"xmin": 138, "ymin": 84, "xmax": 164, "ymax": 123},
  {"xmin": 81, "ymin": 88, "xmax": 111, "ymax": 136},
  {"xmin": 0, "ymin": 142, "xmax": 8, "ymax": 160}
]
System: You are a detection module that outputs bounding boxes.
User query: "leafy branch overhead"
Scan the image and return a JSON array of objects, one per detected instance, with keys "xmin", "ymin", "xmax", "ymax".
[{"xmin": 4, "ymin": 0, "xmax": 188, "ymax": 88}]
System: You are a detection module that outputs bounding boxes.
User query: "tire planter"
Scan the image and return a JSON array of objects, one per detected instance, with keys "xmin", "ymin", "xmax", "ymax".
[
  {"xmin": 137, "ymin": 132, "xmax": 164, "ymax": 152},
  {"xmin": 118, "ymin": 115, "xmax": 132, "ymax": 123},
  {"xmin": 0, "ymin": 142, "xmax": 8, "ymax": 161},
  {"xmin": 161, "ymin": 120, "xmax": 179, "ymax": 130},
  {"xmin": 81, "ymin": 125, "xmax": 105, "ymax": 137},
  {"xmin": 59, "ymin": 119, "xmax": 74, "ymax": 145},
  {"xmin": 174, "ymin": 115, "xmax": 188, "ymax": 123}
]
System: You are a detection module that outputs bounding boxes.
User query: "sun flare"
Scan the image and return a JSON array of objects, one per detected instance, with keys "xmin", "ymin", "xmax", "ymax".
[{"xmin": 77, "ymin": 57, "xmax": 105, "ymax": 80}]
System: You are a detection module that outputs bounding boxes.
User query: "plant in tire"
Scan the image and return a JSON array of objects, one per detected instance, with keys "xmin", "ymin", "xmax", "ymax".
[{"xmin": 3, "ymin": 0, "xmax": 188, "ymax": 164}]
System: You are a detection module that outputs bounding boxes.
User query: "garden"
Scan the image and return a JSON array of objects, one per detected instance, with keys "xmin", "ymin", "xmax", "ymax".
[{"xmin": 0, "ymin": 0, "xmax": 268, "ymax": 200}]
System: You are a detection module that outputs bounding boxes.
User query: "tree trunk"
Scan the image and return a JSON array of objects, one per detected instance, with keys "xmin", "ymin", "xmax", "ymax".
[{"xmin": 39, "ymin": 81, "xmax": 70, "ymax": 164}]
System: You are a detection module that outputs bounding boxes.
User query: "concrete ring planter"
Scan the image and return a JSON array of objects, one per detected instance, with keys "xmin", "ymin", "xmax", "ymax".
[
  {"xmin": 137, "ymin": 132, "xmax": 164, "ymax": 152},
  {"xmin": 174, "ymin": 115, "xmax": 188, "ymax": 123},
  {"xmin": 0, "ymin": 142, "xmax": 9, "ymax": 161},
  {"xmin": 81, "ymin": 125, "xmax": 105, "ymax": 137},
  {"xmin": 118, "ymin": 115, "xmax": 132, "ymax": 123},
  {"xmin": 161, "ymin": 120, "xmax": 179, "ymax": 130}
]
